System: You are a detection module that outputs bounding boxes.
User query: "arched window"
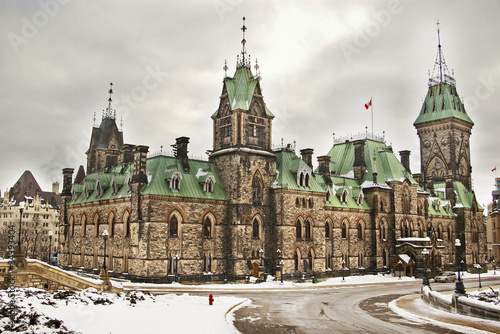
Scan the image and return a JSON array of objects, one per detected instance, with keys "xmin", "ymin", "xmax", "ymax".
[
  {"xmin": 308, "ymin": 198, "xmax": 313, "ymax": 208},
  {"xmin": 305, "ymin": 173, "xmax": 310, "ymax": 188},
  {"xmin": 379, "ymin": 218, "xmax": 388, "ymax": 241},
  {"xmin": 294, "ymin": 252, "xmax": 300, "ymax": 271},
  {"xmin": 325, "ymin": 222, "xmax": 330, "ymax": 239},
  {"xmin": 299, "ymin": 173, "xmax": 304, "ymax": 187},
  {"xmin": 169, "ymin": 215, "xmax": 179, "ymax": 237},
  {"xmin": 69, "ymin": 215, "xmax": 75, "ymax": 237},
  {"xmin": 383, "ymin": 248, "xmax": 388, "ymax": 267},
  {"xmin": 296, "ymin": 219, "xmax": 302, "ymax": 239},
  {"xmin": 304, "ymin": 219, "xmax": 311, "ymax": 240},
  {"xmin": 93, "ymin": 212, "xmax": 100, "ymax": 237},
  {"xmin": 203, "ymin": 216, "xmax": 212, "ymax": 238},
  {"xmin": 252, "ymin": 217, "xmax": 260, "ymax": 239},
  {"xmin": 122, "ymin": 210, "xmax": 130, "ymax": 237},
  {"xmin": 81, "ymin": 213, "xmax": 87, "ymax": 236},
  {"xmin": 357, "ymin": 222, "xmax": 363, "ymax": 240},
  {"xmin": 108, "ymin": 211, "xmax": 115, "ymax": 236},
  {"xmin": 295, "ymin": 197, "xmax": 300, "ymax": 207},
  {"xmin": 402, "ymin": 188, "xmax": 410, "ymax": 214},
  {"xmin": 252, "ymin": 172, "xmax": 263, "ymax": 206},
  {"xmin": 447, "ymin": 225, "xmax": 453, "ymax": 241},
  {"xmin": 308, "ymin": 248, "xmax": 314, "ymax": 271},
  {"xmin": 437, "ymin": 224, "xmax": 443, "ymax": 240},
  {"xmin": 341, "ymin": 221, "xmax": 347, "ymax": 239}
]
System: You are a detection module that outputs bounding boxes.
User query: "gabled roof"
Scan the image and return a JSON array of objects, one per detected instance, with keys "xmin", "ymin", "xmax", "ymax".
[
  {"xmin": 273, "ymin": 150, "xmax": 323, "ymax": 192},
  {"xmin": 414, "ymin": 83, "xmax": 473, "ymax": 126},
  {"xmin": 324, "ymin": 139, "xmax": 417, "ymax": 186},
  {"xmin": 141, "ymin": 156, "xmax": 227, "ymax": 200},
  {"xmin": 69, "ymin": 155, "xmax": 227, "ymax": 204},
  {"xmin": 432, "ymin": 181, "xmax": 478, "ymax": 210},
  {"xmin": 212, "ymin": 65, "xmax": 274, "ymax": 118}
]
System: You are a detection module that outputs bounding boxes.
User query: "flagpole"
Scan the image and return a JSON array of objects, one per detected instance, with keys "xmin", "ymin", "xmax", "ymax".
[{"xmin": 371, "ymin": 96, "xmax": 373, "ymax": 136}]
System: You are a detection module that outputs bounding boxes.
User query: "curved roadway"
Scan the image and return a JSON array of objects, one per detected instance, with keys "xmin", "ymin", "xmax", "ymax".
[{"xmin": 231, "ymin": 278, "xmax": 500, "ymax": 334}]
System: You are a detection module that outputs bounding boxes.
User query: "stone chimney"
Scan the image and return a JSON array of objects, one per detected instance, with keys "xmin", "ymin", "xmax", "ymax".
[
  {"xmin": 317, "ymin": 155, "xmax": 331, "ymax": 175},
  {"xmin": 52, "ymin": 182, "xmax": 59, "ymax": 195},
  {"xmin": 174, "ymin": 137, "xmax": 190, "ymax": 173},
  {"xmin": 353, "ymin": 140, "xmax": 366, "ymax": 184},
  {"xmin": 300, "ymin": 148, "xmax": 314, "ymax": 170},
  {"xmin": 132, "ymin": 146, "xmax": 149, "ymax": 184},
  {"xmin": 61, "ymin": 168, "xmax": 74, "ymax": 197},
  {"xmin": 399, "ymin": 150, "xmax": 411, "ymax": 173},
  {"xmin": 122, "ymin": 144, "xmax": 135, "ymax": 164}
]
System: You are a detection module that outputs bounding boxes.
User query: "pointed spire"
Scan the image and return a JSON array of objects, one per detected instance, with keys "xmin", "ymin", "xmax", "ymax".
[
  {"xmin": 223, "ymin": 59, "xmax": 228, "ymax": 77},
  {"xmin": 237, "ymin": 17, "xmax": 250, "ymax": 67},
  {"xmin": 428, "ymin": 21, "xmax": 456, "ymax": 87},
  {"xmin": 103, "ymin": 82, "xmax": 116, "ymax": 120}
]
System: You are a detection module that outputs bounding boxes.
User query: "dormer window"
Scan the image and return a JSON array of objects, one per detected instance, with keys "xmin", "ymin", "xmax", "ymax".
[
  {"xmin": 357, "ymin": 192, "xmax": 364, "ymax": 205},
  {"xmin": 168, "ymin": 171, "xmax": 183, "ymax": 191},
  {"xmin": 202, "ymin": 175, "xmax": 216, "ymax": 193},
  {"xmin": 341, "ymin": 189, "xmax": 348, "ymax": 203},
  {"xmin": 298, "ymin": 171, "xmax": 312, "ymax": 188}
]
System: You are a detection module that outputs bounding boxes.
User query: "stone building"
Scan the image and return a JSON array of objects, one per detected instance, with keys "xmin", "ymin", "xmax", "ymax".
[
  {"xmin": 57, "ymin": 22, "xmax": 484, "ymax": 281},
  {"xmin": 1, "ymin": 170, "xmax": 60, "ymax": 261}
]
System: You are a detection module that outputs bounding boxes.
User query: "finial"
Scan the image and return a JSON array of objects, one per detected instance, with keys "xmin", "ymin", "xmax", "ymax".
[
  {"xmin": 120, "ymin": 117, "xmax": 123, "ymax": 131},
  {"xmin": 238, "ymin": 17, "xmax": 250, "ymax": 67},
  {"xmin": 428, "ymin": 21, "xmax": 455, "ymax": 87},
  {"xmin": 93, "ymin": 111, "xmax": 96, "ymax": 126},
  {"xmin": 254, "ymin": 58, "xmax": 261, "ymax": 79},
  {"xmin": 103, "ymin": 82, "xmax": 115, "ymax": 120},
  {"xmin": 223, "ymin": 59, "xmax": 228, "ymax": 77}
]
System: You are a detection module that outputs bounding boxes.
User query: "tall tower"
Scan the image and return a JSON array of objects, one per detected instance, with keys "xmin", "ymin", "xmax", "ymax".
[
  {"xmin": 210, "ymin": 18, "xmax": 277, "ymax": 276},
  {"xmin": 86, "ymin": 83, "xmax": 124, "ymax": 173},
  {"xmin": 414, "ymin": 22, "xmax": 474, "ymax": 191}
]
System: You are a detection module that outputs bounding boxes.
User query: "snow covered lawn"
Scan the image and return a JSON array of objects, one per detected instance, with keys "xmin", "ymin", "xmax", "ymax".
[{"xmin": 0, "ymin": 288, "xmax": 246, "ymax": 334}]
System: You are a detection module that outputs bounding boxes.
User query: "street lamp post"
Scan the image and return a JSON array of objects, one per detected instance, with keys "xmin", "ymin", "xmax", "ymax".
[
  {"xmin": 398, "ymin": 260, "xmax": 402, "ymax": 280},
  {"xmin": 102, "ymin": 230, "xmax": 109, "ymax": 271},
  {"xmin": 280, "ymin": 260, "xmax": 284, "ymax": 283},
  {"xmin": 454, "ymin": 238, "xmax": 466, "ymax": 295},
  {"xmin": 421, "ymin": 248, "xmax": 429, "ymax": 286},
  {"xmin": 276, "ymin": 249, "xmax": 282, "ymax": 282},
  {"xmin": 18, "ymin": 204, "xmax": 24, "ymax": 247},
  {"xmin": 47, "ymin": 231, "xmax": 53, "ymax": 264},
  {"xmin": 493, "ymin": 259, "xmax": 496, "ymax": 275},
  {"xmin": 342, "ymin": 260, "xmax": 345, "ymax": 282},
  {"xmin": 476, "ymin": 264, "xmax": 482, "ymax": 289}
]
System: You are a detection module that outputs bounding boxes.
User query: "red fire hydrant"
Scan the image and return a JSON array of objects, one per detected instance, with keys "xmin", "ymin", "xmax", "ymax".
[{"xmin": 209, "ymin": 294, "xmax": 214, "ymax": 305}]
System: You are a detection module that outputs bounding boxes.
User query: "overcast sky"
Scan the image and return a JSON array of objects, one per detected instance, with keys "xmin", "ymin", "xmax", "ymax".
[{"xmin": 1, "ymin": 0, "xmax": 499, "ymax": 208}]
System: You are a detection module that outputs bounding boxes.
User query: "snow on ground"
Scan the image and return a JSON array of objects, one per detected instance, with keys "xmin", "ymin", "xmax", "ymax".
[
  {"xmin": 0, "ymin": 270, "xmax": 498, "ymax": 333},
  {"xmin": 0, "ymin": 288, "xmax": 246, "ymax": 334}
]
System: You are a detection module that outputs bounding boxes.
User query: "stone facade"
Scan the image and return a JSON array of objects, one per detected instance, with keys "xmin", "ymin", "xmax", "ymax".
[{"xmin": 57, "ymin": 38, "xmax": 485, "ymax": 281}]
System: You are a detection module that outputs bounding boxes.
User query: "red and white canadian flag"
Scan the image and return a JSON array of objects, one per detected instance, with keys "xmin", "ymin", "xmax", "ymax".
[
  {"xmin": 492, "ymin": 167, "xmax": 497, "ymax": 172},
  {"xmin": 364, "ymin": 98, "xmax": 372, "ymax": 110}
]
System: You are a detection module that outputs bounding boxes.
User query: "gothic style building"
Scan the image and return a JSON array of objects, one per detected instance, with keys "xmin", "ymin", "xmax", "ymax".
[{"xmin": 58, "ymin": 22, "xmax": 484, "ymax": 281}]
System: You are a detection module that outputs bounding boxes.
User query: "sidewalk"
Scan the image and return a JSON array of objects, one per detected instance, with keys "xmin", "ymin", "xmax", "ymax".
[{"xmin": 391, "ymin": 284, "xmax": 500, "ymax": 334}]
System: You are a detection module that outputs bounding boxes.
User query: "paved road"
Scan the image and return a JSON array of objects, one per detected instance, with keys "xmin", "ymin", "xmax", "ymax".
[{"xmin": 231, "ymin": 278, "xmax": 500, "ymax": 334}]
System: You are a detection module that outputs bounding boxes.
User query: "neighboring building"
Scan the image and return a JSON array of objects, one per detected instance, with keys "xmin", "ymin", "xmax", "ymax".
[
  {"xmin": 487, "ymin": 177, "xmax": 500, "ymax": 262},
  {"xmin": 1, "ymin": 170, "xmax": 61, "ymax": 261},
  {"xmin": 58, "ymin": 22, "xmax": 484, "ymax": 281}
]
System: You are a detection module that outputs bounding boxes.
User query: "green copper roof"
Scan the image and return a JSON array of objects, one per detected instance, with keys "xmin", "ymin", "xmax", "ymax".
[
  {"xmin": 273, "ymin": 150, "xmax": 324, "ymax": 192},
  {"xmin": 324, "ymin": 139, "xmax": 417, "ymax": 186},
  {"xmin": 414, "ymin": 83, "xmax": 473, "ymax": 126},
  {"xmin": 69, "ymin": 155, "xmax": 227, "ymax": 205},
  {"xmin": 141, "ymin": 155, "xmax": 227, "ymax": 200},
  {"xmin": 212, "ymin": 65, "xmax": 274, "ymax": 118},
  {"xmin": 432, "ymin": 181, "xmax": 476, "ymax": 209}
]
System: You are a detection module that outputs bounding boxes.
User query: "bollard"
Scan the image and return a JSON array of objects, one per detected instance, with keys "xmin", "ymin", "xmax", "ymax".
[{"xmin": 209, "ymin": 294, "xmax": 214, "ymax": 305}]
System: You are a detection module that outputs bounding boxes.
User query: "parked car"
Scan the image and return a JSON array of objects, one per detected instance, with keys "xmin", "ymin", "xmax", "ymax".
[{"xmin": 434, "ymin": 271, "xmax": 457, "ymax": 282}]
